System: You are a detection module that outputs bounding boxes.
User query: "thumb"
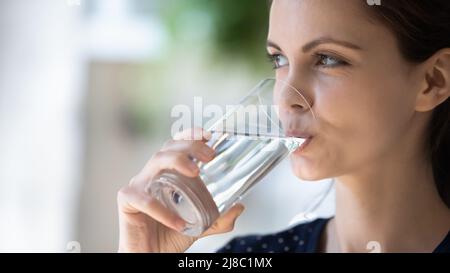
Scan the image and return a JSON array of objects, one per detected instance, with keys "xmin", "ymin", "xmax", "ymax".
[{"xmin": 200, "ymin": 203, "xmax": 245, "ymax": 237}]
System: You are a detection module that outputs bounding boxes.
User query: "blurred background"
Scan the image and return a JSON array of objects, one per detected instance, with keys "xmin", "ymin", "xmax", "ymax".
[{"xmin": 0, "ymin": 0, "xmax": 334, "ymax": 252}]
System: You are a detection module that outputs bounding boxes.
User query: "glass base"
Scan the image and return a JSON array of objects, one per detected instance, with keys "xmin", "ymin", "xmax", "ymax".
[{"xmin": 148, "ymin": 171, "xmax": 220, "ymax": 237}]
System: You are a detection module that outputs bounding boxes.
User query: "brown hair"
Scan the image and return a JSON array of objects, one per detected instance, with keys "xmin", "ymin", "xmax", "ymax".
[{"xmin": 362, "ymin": 0, "xmax": 450, "ymax": 207}]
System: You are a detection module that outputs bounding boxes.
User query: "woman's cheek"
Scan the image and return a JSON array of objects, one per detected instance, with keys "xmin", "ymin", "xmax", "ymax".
[{"xmin": 311, "ymin": 84, "xmax": 380, "ymax": 171}]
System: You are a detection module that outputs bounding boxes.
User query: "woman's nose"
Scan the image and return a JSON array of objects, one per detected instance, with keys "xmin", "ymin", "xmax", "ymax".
[{"xmin": 275, "ymin": 79, "xmax": 313, "ymax": 115}]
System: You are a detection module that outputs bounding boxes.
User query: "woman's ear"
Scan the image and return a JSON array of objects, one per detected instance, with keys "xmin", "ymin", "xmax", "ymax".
[{"xmin": 415, "ymin": 49, "xmax": 450, "ymax": 112}]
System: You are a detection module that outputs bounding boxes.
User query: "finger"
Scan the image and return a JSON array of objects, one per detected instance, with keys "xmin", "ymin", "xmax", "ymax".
[
  {"xmin": 118, "ymin": 186, "xmax": 186, "ymax": 232},
  {"xmin": 131, "ymin": 150, "xmax": 201, "ymax": 189},
  {"xmin": 136, "ymin": 151, "xmax": 200, "ymax": 185},
  {"xmin": 153, "ymin": 150, "xmax": 200, "ymax": 176},
  {"xmin": 161, "ymin": 140, "xmax": 215, "ymax": 162},
  {"xmin": 173, "ymin": 127, "xmax": 211, "ymax": 141},
  {"xmin": 201, "ymin": 203, "xmax": 245, "ymax": 237}
]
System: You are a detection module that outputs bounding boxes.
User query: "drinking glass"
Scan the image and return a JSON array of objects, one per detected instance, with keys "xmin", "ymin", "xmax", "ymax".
[{"xmin": 148, "ymin": 78, "xmax": 315, "ymax": 236}]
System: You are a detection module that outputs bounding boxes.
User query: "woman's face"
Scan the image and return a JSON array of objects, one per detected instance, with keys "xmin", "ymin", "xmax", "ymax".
[{"xmin": 268, "ymin": 0, "xmax": 423, "ymax": 180}]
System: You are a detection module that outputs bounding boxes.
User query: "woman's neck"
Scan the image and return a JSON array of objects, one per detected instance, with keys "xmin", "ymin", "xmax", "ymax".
[{"xmin": 332, "ymin": 145, "xmax": 450, "ymax": 252}]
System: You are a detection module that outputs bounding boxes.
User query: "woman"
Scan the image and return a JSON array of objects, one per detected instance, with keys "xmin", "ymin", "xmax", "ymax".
[{"xmin": 117, "ymin": 0, "xmax": 450, "ymax": 252}]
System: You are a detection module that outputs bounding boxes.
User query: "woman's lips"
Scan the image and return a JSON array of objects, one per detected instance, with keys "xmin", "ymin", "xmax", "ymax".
[
  {"xmin": 294, "ymin": 137, "xmax": 312, "ymax": 154},
  {"xmin": 286, "ymin": 130, "xmax": 312, "ymax": 139},
  {"xmin": 285, "ymin": 130, "xmax": 314, "ymax": 154}
]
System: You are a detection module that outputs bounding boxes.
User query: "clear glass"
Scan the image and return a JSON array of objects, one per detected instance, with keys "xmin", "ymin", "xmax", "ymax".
[{"xmin": 148, "ymin": 78, "xmax": 315, "ymax": 236}]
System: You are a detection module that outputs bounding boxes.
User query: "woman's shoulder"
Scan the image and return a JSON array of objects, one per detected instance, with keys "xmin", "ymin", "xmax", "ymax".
[{"xmin": 216, "ymin": 217, "xmax": 331, "ymax": 253}]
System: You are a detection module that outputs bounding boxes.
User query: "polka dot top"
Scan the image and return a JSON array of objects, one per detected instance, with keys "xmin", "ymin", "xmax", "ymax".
[
  {"xmin": 216, "ymin": 217, "xmax": 450, "ymax": 253},
  {"xmin": 217, "ymin": 218, "xmax": 330, "ymax": 253}
]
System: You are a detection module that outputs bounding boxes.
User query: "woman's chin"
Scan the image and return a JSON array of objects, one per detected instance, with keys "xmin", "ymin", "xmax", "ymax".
[{"xmin": 289, "ymin": 154, "xmax": 326, "ymax": 181}]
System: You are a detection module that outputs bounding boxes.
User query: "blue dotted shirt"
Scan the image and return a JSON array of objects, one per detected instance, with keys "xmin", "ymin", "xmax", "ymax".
[
  {"xmin": 217, "ymin": 218, "xmax": 329, "ymax": 253},
  {"xmin": 216, "ymin": 217, "xmax": 450, "ymax": 253}
]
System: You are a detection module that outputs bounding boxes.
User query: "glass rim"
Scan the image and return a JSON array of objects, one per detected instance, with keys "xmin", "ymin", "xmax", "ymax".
[{"xmin": 206, "ymin": 77, "xmax": 317, "ymax": 135}]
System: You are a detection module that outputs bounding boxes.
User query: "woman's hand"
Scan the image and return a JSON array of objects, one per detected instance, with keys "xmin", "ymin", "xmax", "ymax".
[{"xmin": 117, "ymin": 128, "xmax": 245, "ymax": 253}]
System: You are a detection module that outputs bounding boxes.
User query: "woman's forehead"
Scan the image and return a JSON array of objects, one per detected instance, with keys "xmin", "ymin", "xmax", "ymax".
[{"xmin": 268, "ymin": 0, "xmax": 381, "ymax": 50}]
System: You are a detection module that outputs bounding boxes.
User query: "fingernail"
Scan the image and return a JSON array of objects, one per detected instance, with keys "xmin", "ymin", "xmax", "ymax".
[
  {"xmin": 188, "ymin": 163, "xmax": 200, "ymax": 175},
  {"xmin": 238, "ymin": 208, "xmax": 245, "ymax": 216},
  {"xmin": 236, "ymin": 204, "xmax": 245, "ymax": 215},
  {"xmin": 176, "ymin": 219, "xmax": 186, "ymax": 232},
  {"xmin": 189, "ymin": 161, "xmax": 199, "ymax": 170},
  {"xmin": 203, "ymin": 131, "xmax": 212, "ymax": 140}
]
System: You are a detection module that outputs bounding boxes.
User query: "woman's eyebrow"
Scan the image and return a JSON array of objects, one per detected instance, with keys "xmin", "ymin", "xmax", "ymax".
[
  {"xmin": 302, "ymin": 37, "xmax": 362, "ymax": 52},
  {"xmin": 266, "ymin": 37, "xmax": 362, "ymax": 52},
  {"xmin": 266, "ymin": 40, "xmax": 282, "ymax": 51}
]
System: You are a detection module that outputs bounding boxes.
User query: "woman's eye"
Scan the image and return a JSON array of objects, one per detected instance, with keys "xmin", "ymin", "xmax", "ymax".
[
  {"xmin": 315, "ymin": 54, "xmax": 348, "ymax": 68},
  {"xmin": 267, "ymin": 53, "xmax": 289, "ymax": 69}
]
